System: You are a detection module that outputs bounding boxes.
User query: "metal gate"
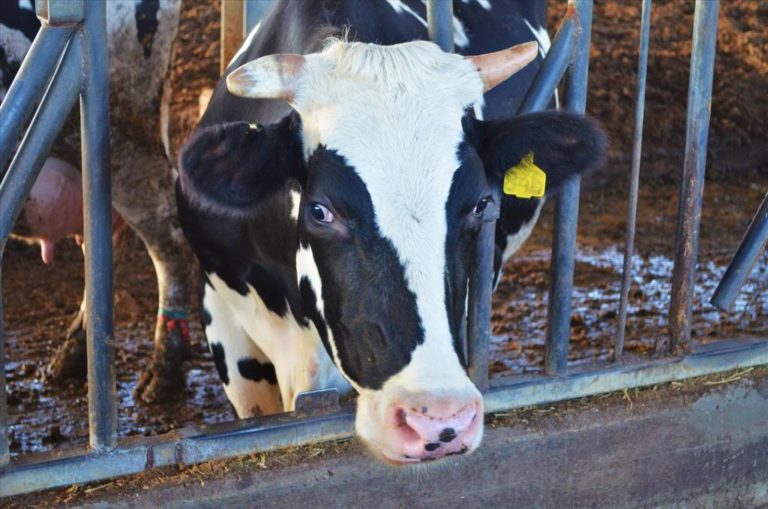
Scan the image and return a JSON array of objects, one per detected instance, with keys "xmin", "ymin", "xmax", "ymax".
[{"xmin": 1, "ymin": 0, "xmax": 766, "ymax": 498}]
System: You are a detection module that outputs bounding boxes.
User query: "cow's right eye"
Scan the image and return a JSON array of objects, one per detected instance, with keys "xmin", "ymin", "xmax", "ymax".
[{"xmin": 309, "ymin": 203, "xmax": 335, "ymax": 224}]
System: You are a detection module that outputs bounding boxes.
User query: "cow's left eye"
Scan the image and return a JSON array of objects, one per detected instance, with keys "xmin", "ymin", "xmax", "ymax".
[
  {"xmin": 473, "ymin": 197, "xmax": 491, "ymax": 216},
  {"xmin": 309, "ymin": 203, "xmax": 335, "ymax": 223}
]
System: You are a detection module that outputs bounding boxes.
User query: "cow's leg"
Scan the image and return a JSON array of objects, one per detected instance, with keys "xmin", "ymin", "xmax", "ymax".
[
  {"xmin": 110, "ymin": 140, "xmax": 197, "ymax": 403},
  {"xmin": 202, "ymin": 281, "xmax": 282, "ymax": 417},
  {"xmin": 46, "ymin": 226, "xmax": 130, "ymax": 382},
  {"xmin": 46, "ymin": 296, "xmax": 88, "ymax": 381}
]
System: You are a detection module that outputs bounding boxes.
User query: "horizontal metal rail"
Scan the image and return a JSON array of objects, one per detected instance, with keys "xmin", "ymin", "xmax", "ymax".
[{"xmin": 1, "ymin": 337, "xmax": 766, "ymax": 498}]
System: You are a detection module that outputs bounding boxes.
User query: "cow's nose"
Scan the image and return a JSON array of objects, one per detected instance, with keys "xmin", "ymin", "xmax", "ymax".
[{"xmin": 391, "ymin": 394, "xmax": 482, "ymax": 461}]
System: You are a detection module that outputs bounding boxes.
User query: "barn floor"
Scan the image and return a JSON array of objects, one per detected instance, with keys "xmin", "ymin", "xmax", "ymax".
[
  {"xmin": 3, "ymin": 0, "xmax": 768, "ymax": 461},
  {"xmin": 2, "ymin": 0, "xmax": 768, "ymax": 489},
  {"xmin": 5, "ymin": 368, "xmax": 768, "ymax": 508}
]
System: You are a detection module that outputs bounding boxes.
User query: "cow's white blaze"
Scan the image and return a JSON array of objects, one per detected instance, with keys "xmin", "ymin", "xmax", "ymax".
[{"xmin": 289, "ymin": 41, "xmax": 486, "ymax": 455}]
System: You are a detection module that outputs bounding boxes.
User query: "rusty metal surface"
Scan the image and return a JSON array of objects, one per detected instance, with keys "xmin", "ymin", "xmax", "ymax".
[{"xmin": 668, "ymin": 0, "xmax": 720, "ymax": 353}]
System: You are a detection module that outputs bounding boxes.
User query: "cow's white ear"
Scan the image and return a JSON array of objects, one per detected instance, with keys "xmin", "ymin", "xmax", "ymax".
[
  {"xmin": 466, "ymin": 41, "xmax": 538, "ymax": 92},
  {"xmin": 227, "ymin": 54, "xmax": 306, "ymax": 102}
]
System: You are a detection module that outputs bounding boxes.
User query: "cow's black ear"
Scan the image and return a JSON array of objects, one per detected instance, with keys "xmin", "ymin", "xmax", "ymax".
[
  {"xmin": 178, "ymin": 115, "xmax": 305, "ymax": 218},
  {"xmin": 472, "ymin": 111, "xmax": 607, "ymax": 194}
]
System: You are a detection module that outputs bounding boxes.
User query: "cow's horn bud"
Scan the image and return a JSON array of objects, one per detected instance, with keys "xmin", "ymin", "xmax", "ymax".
[
  {"xmin": 466, "ymin": 41, "xmax": 539, "ymax": 92},
  {"xmin": 227, "ymin": 53, "xmax": 306, "ymax": 102}
]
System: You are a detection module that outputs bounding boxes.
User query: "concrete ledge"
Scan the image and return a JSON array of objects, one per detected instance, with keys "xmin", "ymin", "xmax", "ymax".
[{"xmin": 8, "ymin": 370, "xmax": 763, "ymax": 508}]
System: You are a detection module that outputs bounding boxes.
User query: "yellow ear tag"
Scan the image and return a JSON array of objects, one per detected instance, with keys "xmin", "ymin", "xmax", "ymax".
[{"xmin": 503, "ymin": 152, "xmax": 546, "ymax": 198}]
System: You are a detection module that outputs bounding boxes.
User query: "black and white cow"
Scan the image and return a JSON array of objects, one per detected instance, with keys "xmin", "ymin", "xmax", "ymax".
[
  {"xmin": 177, "ymin": 0, "xmax": 605, "ymax": 464},
  {"xmin": 2, "ymin": 0, "xmax": 196, "ymax": 402}
]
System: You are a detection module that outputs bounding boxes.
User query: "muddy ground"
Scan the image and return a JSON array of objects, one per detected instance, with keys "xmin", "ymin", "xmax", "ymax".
[{"xmin": 3, "ymin": 0, "xmax": 767, "ymax": 457}]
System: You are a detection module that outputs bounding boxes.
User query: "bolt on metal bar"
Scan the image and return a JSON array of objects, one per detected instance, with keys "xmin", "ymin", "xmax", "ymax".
[
  {"xmin": 711, "ymin": 192, "xmax": 768, "ymax": 311},
  {"xmin": 517, "ymin": 10, "xmax": 576, "ymax": 115},
  {"xmin": 544, "ymin": 0, "xmax": 593, "ymax": 375},
  {"xmin": 0, "ymin": 34, "xmax": 83, "ymax": 469},
  {"xmin": 427, "ymin": 0, "xmax": 454, "ymax": 52},
  {"xmin": 0, "ymin": 25, "xmax": 74, "ymax": 171},
  {"xmin": 668, "ymin": 0, "xmax": 720, "ymax": 354},
  {"xmin": 79, "ymin": 0, "xmax": 117, "ymax": 452},
  {"xmin": 615, "ymin": 0, "xmax": 652, "ymax": 361}
]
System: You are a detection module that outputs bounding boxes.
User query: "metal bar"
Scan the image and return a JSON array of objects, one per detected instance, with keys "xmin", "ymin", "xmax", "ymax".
[
  {"xmin": 486, "ymin": 337, "xmax": 768, "ymax": 412},
  {"xmin": 0, "ymin": 33, "xmax": 83, "ymax": 470},
  {"xmin": 711, "ymin": 192, "xmax": 768, "ymax": 311},
  {"xmin": 517, "ymin": 11, "xmax": 576, "ymax": 115},
  {"xmin": 80, "ymin": 0, "xmax": 117, "ymax": 452},
  {"xmin": 0, "ymin": 25, "xmax": 74, "ymax": 171},
  {"xmin": 668, "ymin": 0, "xmax": 720, "ymax": 353},
  {"xmin": 615, "ymin": 0, "xmax": 652, "ymax": 361},
  {"xmin": 0, "ymin": 43, "xmax": 83, "ymax": 246},
  {"xmin": 427, "ymin": 0, "xmax": 454, "ymax": 52},
  {"xmin": 0, "ymin": 270, "xmax": 6, "ymax": 467},
  {"xmin": 544, "ymin": 0, "xmax": 593, "ymax": 375},
  {"xmin": 468, "ymin": 204, "xmax": 499, "ymax": 391},
  {"xmin": 245, "ymin": 0, "xmax": 274, "ymax": 32},
  {"xmin": 221, "ymin": 0, "xmax": 245, "ymax": 74},
  {"xmin": 2, "ymin": 336, "xmax": 767, "ymax": 498}
]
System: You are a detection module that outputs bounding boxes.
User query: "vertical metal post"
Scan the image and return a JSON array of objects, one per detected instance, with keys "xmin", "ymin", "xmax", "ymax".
[
  {"xmin": 221, "ymin": 0, "xmax": 245, "ymax": 74},
  {"xmin": 615, "ymin": 0, "xmax": 652, "ymax": 361},
  {"xmin": 668, "ymin": 0, "xmax": 720, "ymax": 353},
  {"xmin": 544, "ymin": 0, "xmax": 593, "ymax": 375},
  {"xmin": 711, "ymin": 192, "xmax": 768, "ymax": 311},
  {"xmin": 427, "ymin": 0, "xmax": 454, "ymax": 52},
  {"xmin": 0, "ymin": 269, "xmax": 6, "ymax": 466},
  {"xmin": 80, "ymin": 0, "xmax": 117, "ymax": 451}
]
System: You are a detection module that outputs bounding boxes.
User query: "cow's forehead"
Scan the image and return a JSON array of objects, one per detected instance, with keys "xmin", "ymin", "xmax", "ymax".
[{"xmin": 295, "ymin": 42, "xmax": 485, "ymax": 371}]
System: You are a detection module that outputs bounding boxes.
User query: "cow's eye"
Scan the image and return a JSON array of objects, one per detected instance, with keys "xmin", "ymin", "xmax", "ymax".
[
  {"xmin": 309, "ymin": 203, "xmax": 334, "ymax": 223},
  {"xmin": 473, "ymin": 197, "xmax": 491, "ymax": 216}
]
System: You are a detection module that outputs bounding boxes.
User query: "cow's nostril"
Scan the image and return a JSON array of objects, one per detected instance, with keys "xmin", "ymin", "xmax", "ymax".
[
  {"xmin": 439, "ymin": 427, "xmax": 457, "ymax": 443},
  {"xmin": 424, "ymin": 442, "xmax": 441, "ymax": 452}
]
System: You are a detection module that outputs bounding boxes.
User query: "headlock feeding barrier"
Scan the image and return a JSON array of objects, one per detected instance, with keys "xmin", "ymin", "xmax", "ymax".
[{"xmin": 1, "ymin": 0, "xmax": 766, "ymax": 497}]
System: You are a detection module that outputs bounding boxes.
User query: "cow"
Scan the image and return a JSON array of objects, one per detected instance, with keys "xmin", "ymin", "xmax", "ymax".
[
  {"xmin": 1, "ymin": 0, "xmax": 196, "ymax": 402},
  {"xmin": 177, "ymin": 0, "xmax": 605, "ymax": 464}
]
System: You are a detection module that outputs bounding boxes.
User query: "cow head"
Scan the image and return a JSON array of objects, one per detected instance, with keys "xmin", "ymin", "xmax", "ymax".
[{"xmin": 180, "ymin": 40, "xmax": 605, "ymax": 465}]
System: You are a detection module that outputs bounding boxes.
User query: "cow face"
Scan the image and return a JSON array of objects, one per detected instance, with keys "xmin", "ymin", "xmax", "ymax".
[{"xmin": 180, "ymin": 40, "xmax": 605, "ymax": 464}]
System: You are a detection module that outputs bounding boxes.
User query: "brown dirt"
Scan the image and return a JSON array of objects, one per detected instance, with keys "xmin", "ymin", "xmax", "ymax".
[{"xmin": 2, "ymin": 0, "xmax": 767, "ymax": 465}]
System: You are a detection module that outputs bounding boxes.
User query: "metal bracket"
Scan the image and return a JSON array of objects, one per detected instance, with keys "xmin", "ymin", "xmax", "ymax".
[
  {"xmin": 293, "ymin": 388, "xmax": 341, "ymax": 418},
  {"xmin": 36, "ymin": 0, "xmax": 84, "ymax": 25}
]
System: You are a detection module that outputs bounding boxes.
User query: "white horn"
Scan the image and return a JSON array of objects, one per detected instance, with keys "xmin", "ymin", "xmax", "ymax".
[
  {"xmin": 466, "ymin": 41, "xmax": 539, "ymax": 92},
  {"xmin": 226, "ymin": 53, "xmax": 306, "ymax": 101}
]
